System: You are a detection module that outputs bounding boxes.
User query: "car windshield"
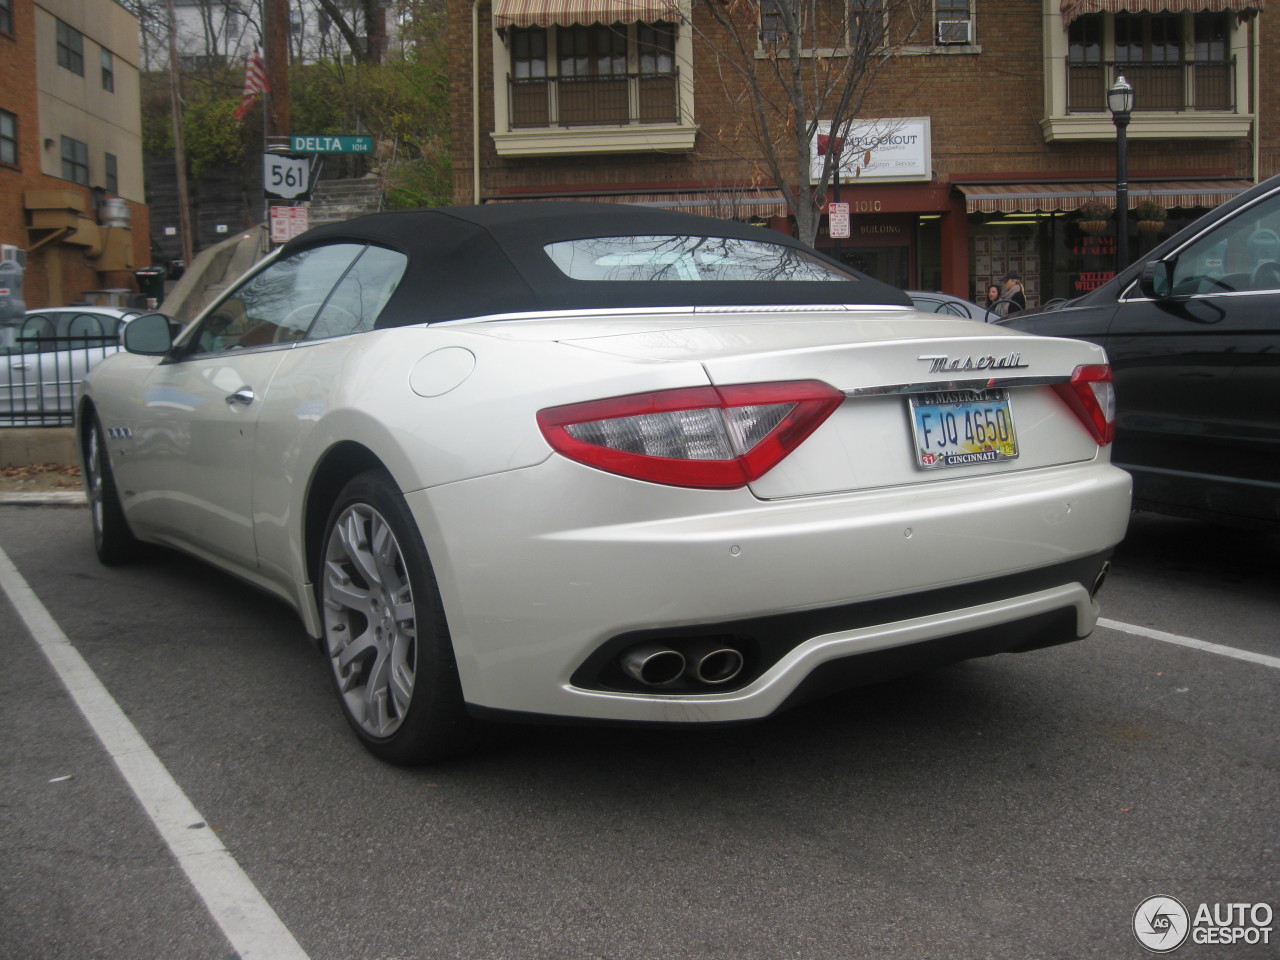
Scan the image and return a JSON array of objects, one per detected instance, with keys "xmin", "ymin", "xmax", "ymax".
[{"xmin": 544, "ymin": 235, "xmax": 856, "ymax": 283}]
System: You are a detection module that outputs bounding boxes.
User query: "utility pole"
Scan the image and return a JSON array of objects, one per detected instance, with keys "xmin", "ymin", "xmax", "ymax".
[
  {"xmin": 263, "ymin": 0, "xmax": 290, "ymax": 146},
  {"xmin": 163, "ymin": 0, "xmax": 194, "ymax": 269}
]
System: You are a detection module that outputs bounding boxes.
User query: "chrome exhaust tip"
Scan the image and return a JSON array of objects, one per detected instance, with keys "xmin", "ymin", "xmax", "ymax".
[
  {"xmin": 621, "ymin": 644, "xmax": 686, "ymax": 687},
  {"xmin": 1091, "ymin": 561, "xmax": 1111, "ymax": 598},
  {"xmin": 686, "ymin": 643, "xmax": 745, "ymax": 686}
]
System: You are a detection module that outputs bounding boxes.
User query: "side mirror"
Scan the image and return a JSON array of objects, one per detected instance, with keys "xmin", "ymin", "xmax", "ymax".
[
  {"xmin": 121, "ymin": 312, "xmax": 174, "ymax": 356},
  {"xmin": 1138, "ymin": 260, "xmax": 1173, "ymax": 300}
]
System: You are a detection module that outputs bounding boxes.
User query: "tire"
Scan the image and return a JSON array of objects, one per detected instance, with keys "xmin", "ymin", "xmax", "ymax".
[
  {"xmin": 83, "ymin": 413, "xmax": 144, "ymax": 565},
  {"xmin": 318, "ymin": 470, "xmax": 482, "ymax": 764}
]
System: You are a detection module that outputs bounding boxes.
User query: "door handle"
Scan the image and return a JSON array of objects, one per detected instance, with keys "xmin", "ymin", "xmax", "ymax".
[{"xmin": 226, "ymin": 387, "xmax": 255, "ymax": 406}]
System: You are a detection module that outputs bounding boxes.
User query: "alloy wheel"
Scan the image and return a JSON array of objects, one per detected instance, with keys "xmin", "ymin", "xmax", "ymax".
[{"xmin": 322, "ymin": 503, "xmax": 418, "ymax": 738}]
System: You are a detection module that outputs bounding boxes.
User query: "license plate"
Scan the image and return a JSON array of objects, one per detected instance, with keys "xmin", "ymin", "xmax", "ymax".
[{"xmin": 909, "ymin": 389, "xmax": 1019, "ymax": 469}]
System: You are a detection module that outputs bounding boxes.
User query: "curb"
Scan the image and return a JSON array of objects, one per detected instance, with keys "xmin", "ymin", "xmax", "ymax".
[{"xmin": 0, "ymin": 491, "xmax": 87, "ymax": 506}]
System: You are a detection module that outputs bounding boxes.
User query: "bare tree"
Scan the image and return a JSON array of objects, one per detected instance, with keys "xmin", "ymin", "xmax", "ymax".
[
  {"xmin": 691, "ymin": 0, "xmax": 927, "ymax": 247},
  {"xmin": 310, "ymin": 0, "xmax": 388, "ymax": 63}
]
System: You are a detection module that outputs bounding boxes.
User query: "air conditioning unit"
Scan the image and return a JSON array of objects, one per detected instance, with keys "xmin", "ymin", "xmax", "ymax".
[
  {"xmin": 0, "ymin": 244, "xmax": 25, "ymax": 267},
  {"xmin": 937, "ymin": 19, "xmax": 973, "ymax": 44}
]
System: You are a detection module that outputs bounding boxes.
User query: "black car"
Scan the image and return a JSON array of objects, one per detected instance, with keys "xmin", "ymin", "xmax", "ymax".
[{"xmin": 1000, "ymin": 174, "xmax": 1280, "ymax": 529}]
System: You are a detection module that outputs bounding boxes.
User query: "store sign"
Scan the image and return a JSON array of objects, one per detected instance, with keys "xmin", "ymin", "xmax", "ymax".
[{"xmin": 810, "ymin": 118, "xmax": 931, "ymax": 184}]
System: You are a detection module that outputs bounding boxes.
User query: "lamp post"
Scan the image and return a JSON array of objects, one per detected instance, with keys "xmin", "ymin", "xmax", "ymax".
[{"xmin": 1107, "ymin": 75, "xmax": 1134, "ymax": 274}]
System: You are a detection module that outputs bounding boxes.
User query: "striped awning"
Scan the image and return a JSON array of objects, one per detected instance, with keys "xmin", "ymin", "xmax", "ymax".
[
  {"xmin": 486, "ymin": 190, "xmax": 791, "ymax": 219},
  {"xmin": 493, "ymin": 0, "xmax": 681, "ymax": 28},
  {"xmin": 1061, "ymin": 1, "xmax": 1263, "ymax": 25},
  {"xmin": 957, "ymin": 180, "xmax": 1253, "ymax": 214}
]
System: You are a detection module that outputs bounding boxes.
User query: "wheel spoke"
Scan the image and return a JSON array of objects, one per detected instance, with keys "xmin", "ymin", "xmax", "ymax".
[
  {"xmin": 335, "ymin": 626, "xmax": 377, "ymax": 673},
  {"xmin": 338, "ymin": 510, "xmax": 383, "ymax": 590},
  {"xmin": 323, "ymin": 560, "xmax": 374, "ymax": 619}
]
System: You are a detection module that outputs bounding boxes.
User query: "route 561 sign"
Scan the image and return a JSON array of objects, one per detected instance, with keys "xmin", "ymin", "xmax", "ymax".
[{"xmin": 263, "ymin": 153, "xmax": 311, "ymax": 201}]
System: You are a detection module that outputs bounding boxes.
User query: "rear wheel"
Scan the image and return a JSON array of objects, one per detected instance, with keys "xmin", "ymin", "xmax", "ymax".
[
  {"xmin": 319, "ymin": 471, "xmax": 480, "ymax": 764},
  {"xmin": 83, "ymin": 414, "xmax": 143, "ymax": 565}
]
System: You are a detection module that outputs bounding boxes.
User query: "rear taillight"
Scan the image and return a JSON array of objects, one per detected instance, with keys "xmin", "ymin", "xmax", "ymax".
[
  {"xmin": 537, "ymin": 381, "xmax": 844, "ymax": 488},
  {"xmin": 1052, "ymin": 364, "xmax": 1115, "ymax": 445}
]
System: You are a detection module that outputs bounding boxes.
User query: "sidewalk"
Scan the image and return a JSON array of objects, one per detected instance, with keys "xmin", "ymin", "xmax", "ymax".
[{"xmin": 0, "ymin": 430, "xmax": 85, "ymax": 505}]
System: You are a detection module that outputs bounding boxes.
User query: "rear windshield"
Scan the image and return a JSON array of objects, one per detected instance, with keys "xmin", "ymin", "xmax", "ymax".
[{"xmin": 544, "ymin": 235, "xmax": 857, "ymax": 283}]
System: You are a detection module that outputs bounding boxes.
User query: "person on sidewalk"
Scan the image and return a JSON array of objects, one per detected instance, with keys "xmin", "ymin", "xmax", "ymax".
[{"xmin": 995, "ymin": 271, "xmax": 1026, "ymax": 316}]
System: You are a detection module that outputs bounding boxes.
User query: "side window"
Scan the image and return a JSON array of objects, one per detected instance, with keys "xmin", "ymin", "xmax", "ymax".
[
  {"xmin": 15, "ymin": 312, "xmax": 60, "ymax": 354},
  {"xmin": 1171, "ymin": 191, "xmax": 1280, "ymax": 295},
  {"xmin": 303, "ymin": 245, "xmax": 408, "ymax": 341},
  {"xmin": 188, "ymin": 244, "xmax": 364, "ymax": 354}
]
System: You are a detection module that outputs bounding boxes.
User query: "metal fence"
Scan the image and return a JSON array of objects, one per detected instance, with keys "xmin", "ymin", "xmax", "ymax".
[
  {"xmin": 1066, "ymin": 58, "xmax": 1235, "ymax": 114},
  {"xmin": 509, "ymin": 71, "xmax": 681, "ymax": 128},
  {"xmin": 1, "ymin": 317, "xmax": 123, "ymax": 427}
]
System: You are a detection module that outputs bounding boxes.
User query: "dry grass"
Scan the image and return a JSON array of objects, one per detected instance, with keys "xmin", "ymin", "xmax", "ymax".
[{"xmin": 0, "ymin": 463, "xmax": 83, "ymax": 492}]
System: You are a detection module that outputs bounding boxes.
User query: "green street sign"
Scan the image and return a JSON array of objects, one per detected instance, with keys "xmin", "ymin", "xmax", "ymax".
[{"xmin": 289, "ymin": 135, "xmax": 374, "ymax": 154}]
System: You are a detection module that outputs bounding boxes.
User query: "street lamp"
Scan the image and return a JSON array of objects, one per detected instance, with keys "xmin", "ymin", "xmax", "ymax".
[{"xmin": 1107, "ymin": 74, "xmax": 1134, "ymax": 273}]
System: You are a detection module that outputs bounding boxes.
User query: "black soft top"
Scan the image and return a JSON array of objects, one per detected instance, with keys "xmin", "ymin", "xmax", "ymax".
[{"xmin": 280, "ymin": 202, "xmax": 913, "ymax": 326}]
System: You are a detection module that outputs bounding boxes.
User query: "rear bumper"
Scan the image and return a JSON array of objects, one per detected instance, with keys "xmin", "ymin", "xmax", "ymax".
[{"xmin": 408, "ymin": 457, "xmax": 1131, "ymax": 723}]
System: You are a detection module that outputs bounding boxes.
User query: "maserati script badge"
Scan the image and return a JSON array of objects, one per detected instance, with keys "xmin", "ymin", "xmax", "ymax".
[{"xmin": 917, "ymin": 352, "xmax": 1029, "ymax": 373}]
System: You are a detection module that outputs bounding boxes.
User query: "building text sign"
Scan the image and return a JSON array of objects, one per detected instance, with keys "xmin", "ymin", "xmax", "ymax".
[
  {"xmin": 290, "ymin": 135, "xmax": 373, "ymax": 154},
  {"xmin": 810, "ymin": 118, "xmax": 931, "ymax": 184}
]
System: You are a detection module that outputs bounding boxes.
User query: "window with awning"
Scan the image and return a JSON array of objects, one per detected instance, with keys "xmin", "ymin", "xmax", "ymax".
[
  {"xmin": 1063, "ymin": 7, "xmax": 1253, "ymax": 113},
  {"xmin": 498, "ymin": 0, "xmax": 683, "ymax": 130}
]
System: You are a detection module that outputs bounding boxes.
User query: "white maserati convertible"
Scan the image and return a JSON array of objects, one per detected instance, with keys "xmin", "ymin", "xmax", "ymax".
[{"xmin": 78, "ymin": 203, "xmax": 1131, "ymax": 763}]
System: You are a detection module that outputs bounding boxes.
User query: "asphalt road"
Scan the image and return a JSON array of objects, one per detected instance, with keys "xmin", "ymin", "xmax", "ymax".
[{"xmin": 1, "ymin": 505, "xmax": 1276, "ymax": 960}]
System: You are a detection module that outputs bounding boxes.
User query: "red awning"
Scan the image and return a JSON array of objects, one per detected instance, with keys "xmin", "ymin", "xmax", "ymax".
[
  {"xmin": 493, "ymin": 0, "xmax": 680, "ymax": 28},
  {"xmin": 957, "ymin": 180, "xmax": 1253, "ymax": 214},
  {"xmin": 1060, "ymin": 1, "xmax": 1263, "ymax": 26}
]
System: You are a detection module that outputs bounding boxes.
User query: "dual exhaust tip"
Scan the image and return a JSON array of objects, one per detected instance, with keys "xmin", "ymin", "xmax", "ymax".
[{"xmin": 621, "ymin": 641, "xmax": 745, "ymax": 688}]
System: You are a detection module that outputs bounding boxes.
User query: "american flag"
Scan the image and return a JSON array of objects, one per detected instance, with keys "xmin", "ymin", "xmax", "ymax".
[{"xmin": 232, "ymin": 49, "xmax": 270, "ymax": 121}]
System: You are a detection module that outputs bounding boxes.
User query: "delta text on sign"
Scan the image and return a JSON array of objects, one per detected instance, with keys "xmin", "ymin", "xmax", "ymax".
[{"xmin": 290, "ymin": 135, "xmax": 374, "ymax": 154}]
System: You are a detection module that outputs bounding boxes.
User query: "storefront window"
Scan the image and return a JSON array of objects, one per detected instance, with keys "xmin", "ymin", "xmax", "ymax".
[
  {"xmin": 968, "ymin": 207, "xmax": 1206, "ymax": 308},
  {"xmin": 969, "ymin": 221, "xmax": 1042, "ymax": 309}
]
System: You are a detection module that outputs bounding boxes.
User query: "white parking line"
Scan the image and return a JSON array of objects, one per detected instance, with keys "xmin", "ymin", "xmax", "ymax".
[
  {"xmin": 1099, "ymin": 617, "xmax": 1280, "ymax": 670},
  {"xmin": 0, "ymin": 545, "xmax": 311, "ymax": 960}
]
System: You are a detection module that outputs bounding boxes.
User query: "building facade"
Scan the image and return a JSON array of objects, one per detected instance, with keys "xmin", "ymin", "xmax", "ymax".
[
  {"xmin": 449, "ymin": 0, "xmax": 1277, "ymax": 307},
  {"xmin": 1, "ymin": 0, "xmax": 150, "ymax": 310}
]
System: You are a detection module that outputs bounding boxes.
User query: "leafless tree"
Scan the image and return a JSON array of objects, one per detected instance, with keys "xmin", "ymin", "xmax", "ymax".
[{"xmin": 691, "ymin": 0, "xmax": 928, "ymax": 247}]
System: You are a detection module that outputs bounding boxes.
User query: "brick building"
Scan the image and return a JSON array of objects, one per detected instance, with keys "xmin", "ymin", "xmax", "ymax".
[
  {"xmin": 448, "ymin": 0, "xmax": 1277, "ymax": 307},
  {"xmin": 1, "ymin": 0, "xmax": 150, "ymax": 311}
]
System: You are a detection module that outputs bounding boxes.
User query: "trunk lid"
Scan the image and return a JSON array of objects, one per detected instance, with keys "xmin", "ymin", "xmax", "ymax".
[{"xmin": 473, "ymin": 308, "xmax": 1111, "ymax": 498}]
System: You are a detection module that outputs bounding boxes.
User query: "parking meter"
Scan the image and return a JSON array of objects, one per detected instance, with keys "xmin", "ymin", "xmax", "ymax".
[{"xmin": 0, "ymin": 253, "xmax": 25, "ymax": 322}]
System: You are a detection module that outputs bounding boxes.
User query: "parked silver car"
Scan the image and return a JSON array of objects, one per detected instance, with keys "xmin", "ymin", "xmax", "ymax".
[
  {"xmin": 906, "ymin": 290, "xmax": 994, "ymax": 321},
  {"xmin": 1, "ymin": 307, "xmax": 138, "ymax": 422}
]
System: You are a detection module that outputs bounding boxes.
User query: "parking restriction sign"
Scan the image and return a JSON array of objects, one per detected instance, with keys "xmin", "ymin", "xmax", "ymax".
[
  {"xmin": 828, "ymin": 202, "xmax": 851, "ymax": 239},
  {"xmin": 270, "ymin": 206, "xmax": 309, "ymax": 243}
]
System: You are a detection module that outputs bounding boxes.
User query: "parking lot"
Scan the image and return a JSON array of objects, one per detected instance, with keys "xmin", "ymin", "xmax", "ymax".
[{"xmin": 1, "ymin": 504, "xmax": 1276, "ymax": 960}]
